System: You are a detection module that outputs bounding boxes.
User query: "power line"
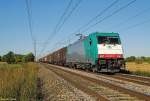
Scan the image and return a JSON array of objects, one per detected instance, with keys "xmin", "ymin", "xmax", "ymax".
[
  {"xmin": 75, "ymin": 0, "xmax": 119, "ymax": 33},
  {"xmin": 54, "ymin": 0, "xmax": 135, "ymax": 48},
  {"xmin": 51, "ymin": 0, "xmax": 120, "ymax": 50},
  {"xmin": 81, "ymin": 0, "xmax": 137, "ymax": 33},
  {"xmin": 38, "ymin": 0, "xmax": 82, "ymax": 58},
  {"xmin": 56, "ymin": 0, "xmax": 82, "ymax": 33},
  {"xmin": 25, "ymin": 0, "xmax": 37, "ymax": 61},
  {"xmin": 45, "ymin": 0, "xmax": 82, "ymax": 44},
  {"xmin": 118, "ymin": 18, "xmax": 150, "ymax": 31},
  {"xmin": 107, "ymin": 7, "xmax": 150, "ymax": 30},
  {"xmin": 38, "ymin": 0, "xmax": 73, "ymax": 57},
  {"xmin": 25, "ymin": 0, "xmax": 35, "ymax": 41},
  {"xmin": 40, "ymin": 0, "xmax": 137, "ymax": 59},
  {"xmin": 53, "ymin": 0, "xmax": 73, "ymax": 36}
]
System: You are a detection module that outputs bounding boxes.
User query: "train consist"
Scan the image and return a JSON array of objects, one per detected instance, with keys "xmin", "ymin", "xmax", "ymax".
[{"xmin": 40, "ymin": 32, "xmax": 125, "ymax": 73}]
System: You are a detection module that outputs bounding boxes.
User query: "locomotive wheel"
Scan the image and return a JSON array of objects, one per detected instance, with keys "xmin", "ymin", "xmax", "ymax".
[{"xmin": 92, "ymin": 67, "xmax": 97, "ymax": 73}]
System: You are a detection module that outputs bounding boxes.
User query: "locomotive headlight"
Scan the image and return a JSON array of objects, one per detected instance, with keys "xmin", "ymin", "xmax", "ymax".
[{"xmin": 99, "ymin": 60, "xmax": 106, "ymax": 64}]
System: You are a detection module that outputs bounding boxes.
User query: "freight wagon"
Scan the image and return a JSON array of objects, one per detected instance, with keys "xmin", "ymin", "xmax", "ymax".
[
  {"xmin": 40, "ymin": 32, "xmax": 125, "ymax": 73},
  {"xmin": 50, "ymin": 47, "xmax": 67, "ymax": 66}
]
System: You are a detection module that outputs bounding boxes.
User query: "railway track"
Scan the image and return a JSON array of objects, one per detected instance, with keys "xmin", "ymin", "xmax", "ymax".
[
  {"xmin": 116, "ymin": 73, "xmax": 150, "ymax": 82},
  {"xmin": 59, "ymin": 65, "xmax": 150, "ymax": 86},
  {"xmin": 42, "ymin": 63, "xmax": 150, "ymax": 101},
  {"xmin": 109, "ymin": 73, "xmax": 150, "ymax": 86},
  {"xmin": 74, "ymin": 69, "xmax": 150, "ymax": 86},
  {"xmin": 43, "ymin": 64, "xmax": 107, "ymax": 101}
]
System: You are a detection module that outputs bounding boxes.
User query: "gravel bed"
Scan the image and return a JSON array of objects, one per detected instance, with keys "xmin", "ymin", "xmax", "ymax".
[
  {"xmin": 95, "ymin": 75, "xmax": 150, "ymax": 96},
  {"xmin": 46, "ymin": 64, "xmax": 143, "ymax": 101},
  {"xmin": 112, "ymin": 76, "xmax": 150, "ymax": 84},
  {"xmin": 88, "ymin": 84, "xmax": 141, "ymax": 101},
  {"xmin": 120, "ymin": 73, "xmax": 150, "ymax": 79},
  {"xmin": 38, "ymin": 64, "xmax": 95, "ymax": 101},
  {"xmin": 50, "ymin": 64, "xmax": 150, "ymax": 96}
]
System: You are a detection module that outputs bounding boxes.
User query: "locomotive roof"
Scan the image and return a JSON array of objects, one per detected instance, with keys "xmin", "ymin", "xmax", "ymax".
[
  {"xmin": 69, "ymin": 32, "xmax": 119, "ymax": 46},
  {"xmin": 90, "ymin": 32, "xmax": 119, "ymax": 36}
]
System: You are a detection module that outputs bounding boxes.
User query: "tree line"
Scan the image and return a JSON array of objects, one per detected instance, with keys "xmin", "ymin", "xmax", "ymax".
[
  {"xmin": 0, "ymin": 51, "xmax": 34, "ymax": 64},
  {"xmin": 126, "ymin": 56, "xmax": 150, "ymax": 64}
]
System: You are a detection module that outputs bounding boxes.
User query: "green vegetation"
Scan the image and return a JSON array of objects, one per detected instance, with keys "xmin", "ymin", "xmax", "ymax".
[
  {"xmin": 121, "ymin": 69, "xmax": 150, "ymax": 77},
  {"xmin": 0, "ymin": 56, "xmax": 1, "ymax": 61},
  {"xmin": 22, "ymin": 53, "xmax": 35, "ymax": 62},
  {"xmin": 1, "ymin": 51, "xmax": 34, "ymax": 64},
  {"xmin": 135, "ymin": 58, "xmax": 143, "ymax": 64},
  {"xmin": 131, "ymin": 70, "xmax": 150, "ymax": 77},
  {"xmin": 0, "ymin": 63, "xmax": 38, "ymax": 101},
  {"xmin": 126, "ymin": 56, "xmax": 136, "ymax": 62},
  {"xmin": 2, "ymin": 51, "xmax": 15, "ymax": 64},
  {"xmin": 148, "ymin": 60, "xmax": 150, "ymax": 64},
  {"xmin": 15, "ymin": 54, "xmax": 24, "ymax": 63},
  {"xmin": 0, "ymin": 63, "xmax": 22, "ymax": 69},
  {"xmin": 126, "ymin": 56, "xmax": 150, "ymax": 64}
]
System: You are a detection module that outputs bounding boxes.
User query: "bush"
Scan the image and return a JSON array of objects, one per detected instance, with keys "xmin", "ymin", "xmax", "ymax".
[
  {"xmin": 15, "ymin": 55, "xmax": 24, "ymax": 63},
  {"xmin": 22, "ymin": 53, "xmax": 35, "ymax": 62},
  {"xmin": 135, "ymin": 58, "xmax": 143, "ymax": 64},
  {"xmin": 147, "ymin": 60, "xmax": 150, "ymax": 64},
  {"xmin": 2, "ymin": 51, "xmax": 15, "ymax": 64},
  {"xmin": 126, "ymin": 56, "xmax": 150, "ymax": 63},
  {"xmin": 145, "ymin": 57, "xmax": 150, "ymax": 64},
  {"xmin": 126, "ymin": 56, "xmax": 136, "ymax": 62},
  {"xmin": 1, "ymin": 52, "xmax": 35, "ymax": 63}
]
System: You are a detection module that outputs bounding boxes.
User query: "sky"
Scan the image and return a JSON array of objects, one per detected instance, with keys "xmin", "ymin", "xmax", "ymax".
[{"xmin": 0, "ymin": 0, "xmax": 150, "ymax": 58}]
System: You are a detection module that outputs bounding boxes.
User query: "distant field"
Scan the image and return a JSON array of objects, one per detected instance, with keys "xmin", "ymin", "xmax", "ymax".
[
  {"xmin": 0, "ymin": 62, "xmax": 38, "ymax": 101},
  {"xmin": 126, "ymin": 62, "xmax": 150, "ymax": 72},
  {"xmin": 126, "ymin": 62, "xmax": 150, "ymax": 77}
]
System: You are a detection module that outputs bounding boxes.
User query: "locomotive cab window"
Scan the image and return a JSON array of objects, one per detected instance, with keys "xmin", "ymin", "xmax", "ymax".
[
  {"xmin": 89, "ymin": 38, "xmax": 92, "ymax": 45},
  {"xmin": 97, "ymin": 36, "xmax": 120, "ymax": 44}
]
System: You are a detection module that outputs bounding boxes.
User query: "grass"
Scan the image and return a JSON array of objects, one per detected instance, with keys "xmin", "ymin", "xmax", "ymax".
[
  {"xmin": 126, "ymin": 62, "xmax": 150, "ymax": 72},
  {"xmin": 0, "ymin": 62, "xmax": 7, "ymax": 65},
  {"xmin": 0, "ymin": 62, "xmax": 38, "ymax": 101},
  {"xmin": 131, "ymin": 70, "xmax": 150, "ymax": 77},
  {"xmin": 0, "ymin": 63, "xmax": 22, "ymax": 69},
  {"xmin": 125, "ymin": 62, "xmax": 150, "ymax": 77}
]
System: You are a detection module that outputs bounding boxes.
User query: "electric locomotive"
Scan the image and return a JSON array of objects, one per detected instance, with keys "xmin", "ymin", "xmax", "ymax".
[
  {"xmin": 67, "ymin": 32, "xmax": 125, "ymax": 72},
  {"xmin": 40, "ymin": 32, "xmax": 125, "ymax": 73}
]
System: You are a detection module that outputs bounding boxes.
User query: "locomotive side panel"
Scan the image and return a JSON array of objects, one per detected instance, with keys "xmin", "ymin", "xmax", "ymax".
[{"xmin": 66, "ymin": 39, "xmax": 87, "ymax": 64}]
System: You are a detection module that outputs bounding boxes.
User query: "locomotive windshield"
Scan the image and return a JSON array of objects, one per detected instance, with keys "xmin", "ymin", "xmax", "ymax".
[{"xmin": 97, "ymin": 36, "xmax": 121, "ymax": 44}]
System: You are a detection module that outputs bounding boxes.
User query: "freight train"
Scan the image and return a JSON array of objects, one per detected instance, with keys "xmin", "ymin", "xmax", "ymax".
[{"xmin": 40, "ymin": 32, "xmax": 125, "ymax": 73}]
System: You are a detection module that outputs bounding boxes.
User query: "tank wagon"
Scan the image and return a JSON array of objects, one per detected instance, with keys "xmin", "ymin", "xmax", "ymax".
[{"xmin": 41, "ymin": 32, "xmax": 125, "ymax": 73}]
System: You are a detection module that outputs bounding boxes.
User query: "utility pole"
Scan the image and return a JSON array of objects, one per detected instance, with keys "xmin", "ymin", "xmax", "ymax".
[{"xmin": 34, "ymin": 40, "xmax": 36, "ymax": 62}]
